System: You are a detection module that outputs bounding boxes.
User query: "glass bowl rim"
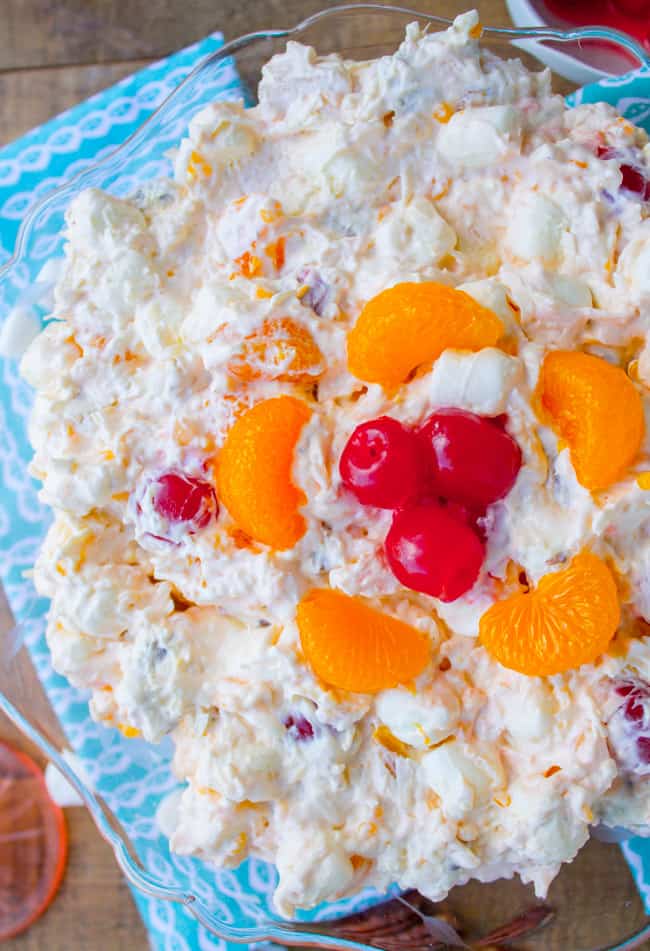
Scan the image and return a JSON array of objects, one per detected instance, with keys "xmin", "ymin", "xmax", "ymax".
[{"xmin": 2, "ymin": 5, "xmax": 650, "ymax": 947}]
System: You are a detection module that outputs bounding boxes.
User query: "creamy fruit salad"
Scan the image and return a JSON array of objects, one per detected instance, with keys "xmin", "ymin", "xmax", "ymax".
[{"xmin": 21, "ymin": 10, "xmax": 650, "ymax": 915}]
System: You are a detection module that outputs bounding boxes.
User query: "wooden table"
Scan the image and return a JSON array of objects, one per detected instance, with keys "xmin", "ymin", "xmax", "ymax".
[{"xmin": 2, "ymin": 1, "xmax": 650, "ymax": 948}]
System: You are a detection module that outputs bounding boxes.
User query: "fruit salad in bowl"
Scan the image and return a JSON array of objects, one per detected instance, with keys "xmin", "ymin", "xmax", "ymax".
[{"xmin": 15, "ymin": 7, "xmax": 650, "ymax": 918}]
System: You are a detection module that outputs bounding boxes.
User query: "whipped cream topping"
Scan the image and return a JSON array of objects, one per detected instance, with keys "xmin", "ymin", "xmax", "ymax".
[{"xmin": 22, "ymin": 11, "xmax": 650, "ymax": 915}]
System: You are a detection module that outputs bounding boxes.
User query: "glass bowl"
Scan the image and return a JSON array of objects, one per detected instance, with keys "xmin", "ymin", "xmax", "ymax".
[{"xmin": 1, "ymin": 5, "xmax": 650, "ymax": 949}]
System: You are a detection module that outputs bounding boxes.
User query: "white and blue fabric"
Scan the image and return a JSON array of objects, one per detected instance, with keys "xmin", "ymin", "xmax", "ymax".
[{"xmin": 0, "ymin": 34, "xmax": 649, "ymax": 951}]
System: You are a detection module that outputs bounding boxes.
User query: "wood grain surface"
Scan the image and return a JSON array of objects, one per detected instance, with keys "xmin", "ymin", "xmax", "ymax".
[{"xmin": 1, "ymin": 1, "xmax": 648, "ymax": 949}]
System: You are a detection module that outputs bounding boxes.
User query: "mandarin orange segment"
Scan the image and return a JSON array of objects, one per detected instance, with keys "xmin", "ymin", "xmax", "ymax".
[
  {"xmin": 297, "ymin": 588, "xmax": 431, "ymax": 693},
  {"xmin": 347, "ymin": 282, "xmax": 504, "ymax": 388},
  {"xmin": 539, "ymin": 350, "xmax": 644, "ymax": 491},
  {"xmin": 217, "ymin": 395, "xmax": 311, "ymax": 550},
  {"xmin": 479, "ymin": 551, "xmax": 620, "ymax": 676},
  {"xmin": 229, "ymin": 317, "xmax": 324, "ymax": 383}
]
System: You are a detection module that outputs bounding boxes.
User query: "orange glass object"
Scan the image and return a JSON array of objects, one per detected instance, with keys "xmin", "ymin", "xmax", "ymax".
[
  {"xmin": 297, "ymin": 588, "xmax": 431, "ymax": 693},
  {"xmin": 0, "ymin": 741, "xmax": 67, "ymax": 940},
  {"xmin": 228, "ymin": 317, "xmax": 324, "ymax": 383},
  {"xmin": 347, "ymin": 281, "xmax": 504, "ymax": 388},
  {"xmin": 539, "ymin": 350, "xmax": 644, "ymax": 491},
  {"xmin": 479, "ymin": 551, "xmax": 620, "ymax": 676},
  {"xmin": 217, "ymin": 395, "xmax": 311, "ymax": 550}
]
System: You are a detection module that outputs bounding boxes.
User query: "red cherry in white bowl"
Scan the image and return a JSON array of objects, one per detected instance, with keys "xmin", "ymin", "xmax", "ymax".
[
  {"xmin": 283, "ymin": 713, "xmax": 316, "ymax": 741},
  {"xmin": 597, "ymin": 146, "xmax": 650, "ymax": 202},
  {"xmin": 339, "ymin": 416, "xmax": 427, "ymax": 509},
  {"xmin": 385, "ymin": 502, "xmax": 485, "ymax": 602},
  {"xmin": 418, "ymin": 408, "xmax": 522, "ymax": 511},
  {"xmin": 148, "ymin": 471, "xmax": 218, "ymax": 534},
  {"xmin": 439, "ymin": 497, "xmax": 489, "ymax": 542},
  {"xmin": 608, "ymin": 677, "xmax": 650, "ymax": 778}
]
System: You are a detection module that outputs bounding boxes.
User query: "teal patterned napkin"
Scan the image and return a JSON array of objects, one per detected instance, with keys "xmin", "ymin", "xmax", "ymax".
[
  {"xmin": 0, "ymin": 39, "xmax": 650, "ymax": 951},
  {"xmin": 567, "ymin": 64, "xmax": 650, "ymax": 123}
]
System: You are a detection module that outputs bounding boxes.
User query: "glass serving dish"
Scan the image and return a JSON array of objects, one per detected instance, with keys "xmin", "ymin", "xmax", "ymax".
[{"xmin": 1, "ymin": 5, "xmax": 650, "ymax": 948}]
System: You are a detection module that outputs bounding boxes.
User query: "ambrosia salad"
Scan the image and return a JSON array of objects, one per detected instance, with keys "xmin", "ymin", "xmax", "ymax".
[{"xmin": 18, "ymin": 11, "xmax": 650, "ymax": 914}]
